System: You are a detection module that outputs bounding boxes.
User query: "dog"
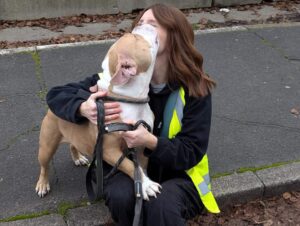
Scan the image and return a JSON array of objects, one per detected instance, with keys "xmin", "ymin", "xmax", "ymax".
[{"xmin": 35, "ymin": 24, "xmax": 161, "ymax": 200}]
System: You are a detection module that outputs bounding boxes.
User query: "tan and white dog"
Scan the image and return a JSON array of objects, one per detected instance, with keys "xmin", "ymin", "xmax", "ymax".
[{"xmin": 35, "ymin": 24, "xmax": 161, "ymax": 200}]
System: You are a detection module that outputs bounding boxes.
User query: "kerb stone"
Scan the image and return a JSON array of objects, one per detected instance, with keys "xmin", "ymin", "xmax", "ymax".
[
  {"xmin": 212, "ymin": 172, "xmax": 264, "ymax": 208},
  {"xmin": 256, "ymin": 163, "xmax": 300, "ymax": 197}
]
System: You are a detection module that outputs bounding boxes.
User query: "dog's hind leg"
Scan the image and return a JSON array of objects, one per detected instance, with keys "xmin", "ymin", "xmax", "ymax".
[
  {"xmin": 35, "ymin": 111, "xmax": 62, "ymax": 197},
  {"xmin": 70, "ymin": 144, "xmax": 89, "ymax": 166}
]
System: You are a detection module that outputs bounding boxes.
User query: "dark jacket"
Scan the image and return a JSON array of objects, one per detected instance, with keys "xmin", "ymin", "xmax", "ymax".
[{"xmin": 46, "ymin": 74, "xmax": 212, "ymax": 183}]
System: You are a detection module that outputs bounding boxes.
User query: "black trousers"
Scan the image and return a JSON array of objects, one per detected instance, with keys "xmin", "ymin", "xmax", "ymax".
[{"xmin": 103, "ymin": 166, "xmax": 204, "ymax": 226}]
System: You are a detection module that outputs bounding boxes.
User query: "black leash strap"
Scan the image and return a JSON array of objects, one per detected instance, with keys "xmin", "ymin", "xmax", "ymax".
[
  {"xmin": 103, "ymin": 120, "xmax": 151, "ymax": 182},
  {"xmin": 85, "ymin": 99, "xmax": 151, "ymax": 225},
  {"xmin": 86, "ymin": 99, "xmax": 105, "ymax": 201},
  {"xmin": 105, "ymin": 122, "xmax": 134, "ymax": 133},
  {"xmin": 132, "ymin": 149, "xmax": 143, "ymax": 226}
]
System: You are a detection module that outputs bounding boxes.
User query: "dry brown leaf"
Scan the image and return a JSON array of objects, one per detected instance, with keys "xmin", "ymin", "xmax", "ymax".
[
  {"xmin": 283, "ymin": 192, "xmax": 292, "ymax": 200},
  {"xmin": 291, "ymin": 107, "xmax": 300, "ymax": 115},
  {"xmin": 199, "ymin": 18, "xmax": 208, "ymax": 25}
]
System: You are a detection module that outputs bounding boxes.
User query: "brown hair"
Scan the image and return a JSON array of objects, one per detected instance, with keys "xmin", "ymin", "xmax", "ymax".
[{"xmin": 131, "ymin": 3, "xmax": 216, "ymax": 97}]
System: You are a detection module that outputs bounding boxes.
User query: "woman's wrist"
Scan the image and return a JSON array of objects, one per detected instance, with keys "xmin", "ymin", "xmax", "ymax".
[
  {"xmin": 146, "ymin": 133, "xmax": 158, "ymax": 151},
  {"xmin": 78, "ymin": 101, "xmax": 87, "ymax": 117}
]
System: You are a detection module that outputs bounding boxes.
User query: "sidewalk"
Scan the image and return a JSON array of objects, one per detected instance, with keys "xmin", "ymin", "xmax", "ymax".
[{"xmin": 0, "ymin": 2, "xmax": 300, "ymax": 225}]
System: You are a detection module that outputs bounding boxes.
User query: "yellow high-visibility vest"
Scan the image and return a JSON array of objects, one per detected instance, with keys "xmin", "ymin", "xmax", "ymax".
[{"xmin": 161, "ymin": 87, "xmax": 220, "ymax": 213}]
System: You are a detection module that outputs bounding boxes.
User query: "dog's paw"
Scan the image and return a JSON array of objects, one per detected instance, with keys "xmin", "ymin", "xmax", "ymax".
[
  {"xmin": 35, "ymin": 180, "xmax": 50, "ymax": 198},
  {"xmin": 73, "ymin": 155, "xmax": 89, "ymax": 166},
  {"xmin": 142, "ymin": 175, "xmax": 162, "ymax": 201}
]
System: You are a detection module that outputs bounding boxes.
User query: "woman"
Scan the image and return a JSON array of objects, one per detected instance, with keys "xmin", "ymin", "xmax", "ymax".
[{"xmin": 47, "ymin": 3, "xmax": 219, "ymax": 226}]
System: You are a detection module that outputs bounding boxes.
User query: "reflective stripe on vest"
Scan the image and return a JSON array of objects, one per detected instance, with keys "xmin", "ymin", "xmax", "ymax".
[{"xmin": 161, "ymin": 87, "xmax": 220, "ymax": 214}]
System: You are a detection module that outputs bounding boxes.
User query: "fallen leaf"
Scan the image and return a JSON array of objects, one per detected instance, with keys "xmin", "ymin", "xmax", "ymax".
[
  {"xmin": 290, "ymin": 107, "xmax": 299, "ymax": 115},
  {"xmin": 83, "ymin": 17, "xmax": 92, "ymax": 23},
  {"xmin": 283, "ymin": 192, "xmax": 292, "ymax": 200},
  {"xmin": 199, "ymin": 18, "xmax": 208, "ymax": 25},
  {"xmin": 263, "ymin": 219, "xmax": 274, "ymax": 226},
  {"xmin": 289, "ymin": 196, "xmax": 298, "ymax": 203}
]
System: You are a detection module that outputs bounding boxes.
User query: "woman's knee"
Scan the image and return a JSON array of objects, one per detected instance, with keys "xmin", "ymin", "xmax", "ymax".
[
  {"xmin": 103, "ymin": 172, "xmax": 135, "ymax": 225},
  {"xmin": 143, "ymin": 180, "xmax": 186, "ymax": 225},
  {"xmin": 104, "ymin": 173, "xmax": 135, "ymax": 206},
  {"xmin": 143, "ymin": 178, "xmax": 202, "ymax": 226}
]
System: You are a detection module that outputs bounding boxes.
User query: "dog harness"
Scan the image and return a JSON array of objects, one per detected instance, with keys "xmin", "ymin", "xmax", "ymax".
[{"xmin": 161, "ymin": 87, "xmax": 220, "ymax": 214}]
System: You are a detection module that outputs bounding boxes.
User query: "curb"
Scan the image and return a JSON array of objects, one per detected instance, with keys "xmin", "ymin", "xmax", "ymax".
[
  {"xmin": 0, "ymin": 162, "xmax": 299, "ymax": 225},
  {"xmin": 213, "ymin": 162, "xmax": 300, "ymax": 208}
]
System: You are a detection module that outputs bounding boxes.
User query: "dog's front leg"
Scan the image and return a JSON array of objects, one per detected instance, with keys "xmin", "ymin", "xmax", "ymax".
[
  {"xmin": 36, "ymin": 111, "xmax": 62, "ymax": 197},
  {"xmin": 103, "ymin": 134, "xmax": 161, "ymax": 200}
]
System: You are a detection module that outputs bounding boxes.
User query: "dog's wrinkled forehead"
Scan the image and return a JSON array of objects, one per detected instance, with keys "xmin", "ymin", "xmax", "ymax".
[{"xmin": 99, "ymin": 24, "xmax": 159, "ymax": 88}]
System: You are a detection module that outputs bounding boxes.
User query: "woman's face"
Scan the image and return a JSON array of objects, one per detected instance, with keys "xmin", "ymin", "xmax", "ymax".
[{"xmin": 137, "ymin": 9, "xmax": 167, "ymax": 56}]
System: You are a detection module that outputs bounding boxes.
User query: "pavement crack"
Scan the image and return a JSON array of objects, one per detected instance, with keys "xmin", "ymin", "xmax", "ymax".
[
  {"xmin": 253, "ymin": 171, "xmax": 267, "ymax": 196},
  {"xmin": 0, "ymin": 125, "xmax": 40, "ymax": 152},
  {"xmin": 288, "ymin": 58, "xmax": 300, "ymax": 61},
  {"xmin": 247, "ymin": 28, "xmax": 291, "ymax": 61},
  {"xmin": 28, "ymin": 49, "xmax": 48, "ymax": 107},
  {"xmin": 214, "ymin": 114, "xmax": 300, "ymax": 134}
]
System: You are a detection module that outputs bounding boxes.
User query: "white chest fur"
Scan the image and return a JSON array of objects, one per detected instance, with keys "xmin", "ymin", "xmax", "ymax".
[{"xmin": 119, "ymin": 102, "xmax": 154, "ymax": 130}]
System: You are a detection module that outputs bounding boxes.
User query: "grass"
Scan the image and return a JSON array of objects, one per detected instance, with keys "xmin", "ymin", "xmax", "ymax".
[
  {"xmin": 0, "ymin": 200, "xmax": 90, "ymax": 223},
  {"xmin": 212, "ymin": 159, "xmax": 300, "ymax": 179},
  {"xmin": 0, "ymin": 210, "xmax": 50, "ymax": 223},
  {"xmin": 28, "ymin": 50, "xmax": 48, "ymax": 104}
]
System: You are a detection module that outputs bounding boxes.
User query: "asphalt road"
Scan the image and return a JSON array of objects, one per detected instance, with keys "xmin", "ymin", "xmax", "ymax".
[{"xmin": 0, "ymin": 24, "xmax": 300, "ymax": 221}]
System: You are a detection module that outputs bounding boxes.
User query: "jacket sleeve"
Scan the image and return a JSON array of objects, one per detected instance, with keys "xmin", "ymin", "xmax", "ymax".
[
  {"xmin": 46, "ymin": 74, "xmax": 99, "ymax": 123},
  {"xmin": 149, "ymin": 94, "xmax": 212, "ymax": 171}
]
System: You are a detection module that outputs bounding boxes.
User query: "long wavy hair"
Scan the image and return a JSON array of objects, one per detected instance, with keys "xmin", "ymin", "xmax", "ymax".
[{"xmin": 131, "ymin": 4, "xmax": 216, "ymax": 97}]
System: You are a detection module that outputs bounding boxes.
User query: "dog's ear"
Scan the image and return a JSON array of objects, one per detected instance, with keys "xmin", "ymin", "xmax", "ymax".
[
  {"xmin": 109, "ymin": 49, "xmax": 137, "ymax": 85},
  {"xmin": 108, "ymin": 47, "xmax": 118, "ymax": 77},
  {"xmin": 110, "ymin": 63, "xmax": 130, "ymax": 86},
  {"xmin": 110, "ymin": 60, "xmax": 137, "ymax": 86}
]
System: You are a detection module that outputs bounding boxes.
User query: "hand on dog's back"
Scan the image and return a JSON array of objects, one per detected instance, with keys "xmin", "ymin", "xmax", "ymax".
[{"xmin": 79, "ymin": 89, "xmax": 121, "ymax": 124}]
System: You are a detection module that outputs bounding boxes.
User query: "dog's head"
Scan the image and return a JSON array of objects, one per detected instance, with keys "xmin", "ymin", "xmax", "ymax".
[{"xmin": 100, "ymin": 24, "xmax": 159, "ymax": 87}]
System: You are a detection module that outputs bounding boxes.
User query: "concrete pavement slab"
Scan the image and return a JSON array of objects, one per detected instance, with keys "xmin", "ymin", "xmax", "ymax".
[
  {"xmin": 226, "ymin": 8, "xmax": 259, "ymax": 22},
  {"xmin": 214, "ymin": 0, "xmax": 262, "ymax": 7},
  {"xmin": 0, "ymin": 95, "xmax": 45, "ymax": 151},
  {"xmin": 187, "ymin": 12, "xmax": 226, "ymax": 24},
  {"xmin": 66, "ymin": 202, "xmax": 111, "ymax": 226},
  {"xmin": 252, "ymin": 25, "xmax": 300, "ymax": 60},
  {"xmin": 0, "ymin": 27, "xmax": 60, "ymax": 42},
  {"xmin": 0, "ymin": 53, "xmax": 40, "ymax": 96},
  {"xmin": 0, "ymin": 24, "xmax": 300, "ymax": 224},
  {"xmin": 0, "ymin": 53, "xmax": 45, "ymax": 151},
  {"xmin": 39, "ymin": 43, "xmax": 111, "ymax": 88},
  {"xmin": 63, "ymin": 23, "xmax": 112, "ymax": 36},
  {"xmin": 195, "ymin": 28, "xmax": 300, "ymax": 174},
  {"xmin": 212, "ymin": 171, "xmax": 264, "ymax": 208},
  {"xmin": 0, "ymin": 132, "xmax": 90, "ymax": 219},
  {"xmin": 256, "ymin": 162, "xmax": 300, "ymax": 197}
]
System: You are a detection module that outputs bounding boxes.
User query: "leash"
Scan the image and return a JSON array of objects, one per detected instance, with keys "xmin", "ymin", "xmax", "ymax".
[
  {"xmin": 85, "ymin": 98, "xmax": 151, "ymax": 226},
  {"xmin": 86, "ymin": 99, "xmax": 105, "ymax": 201}
]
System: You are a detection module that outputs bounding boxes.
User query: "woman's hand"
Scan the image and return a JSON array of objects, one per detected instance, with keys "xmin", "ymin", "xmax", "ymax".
[
  {"xmin": 122, "ymin": 121, "xmax": 158, "ymax": 150},
  {"xmin": 79, "ymin": 85, "xmax": 121, "ymax": 124}
]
